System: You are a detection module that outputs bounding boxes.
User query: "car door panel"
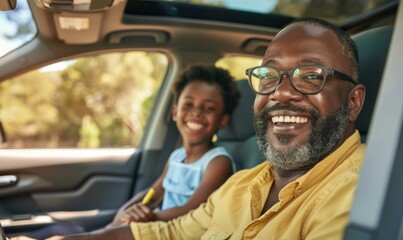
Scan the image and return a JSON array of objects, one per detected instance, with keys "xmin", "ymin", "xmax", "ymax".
[{"xmin": 0, "ymin": 148, "xmax": 141, "ymax": 234}]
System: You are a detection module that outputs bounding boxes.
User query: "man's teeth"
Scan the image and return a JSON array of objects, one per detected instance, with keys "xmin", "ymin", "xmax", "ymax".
[
  {"xmin": 187, "ymin": 122, "xmax": 203, "ymax": 130},
  {"xmin": 271, "ymin": 116, "xmax": 308, "ymax": 124}
]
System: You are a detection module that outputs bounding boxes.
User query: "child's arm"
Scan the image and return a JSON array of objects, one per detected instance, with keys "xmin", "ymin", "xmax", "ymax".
[
  {"xmin": 105, "ymin": 163, "xmax": 169, "ymax": 227},
  {"xmin": 153, "ymin": 155, "xmax": 233, "ymax": 221}
]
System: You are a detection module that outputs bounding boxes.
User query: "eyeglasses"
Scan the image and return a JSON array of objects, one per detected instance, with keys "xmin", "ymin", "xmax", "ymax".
[{"xmin": 245, "ymin": 65, "xmax": 356, "ymax": 95}]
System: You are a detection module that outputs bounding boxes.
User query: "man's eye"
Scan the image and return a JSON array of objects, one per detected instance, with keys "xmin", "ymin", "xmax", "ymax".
[
  {"xmin": 301, "ymin": 73, "xmax": 324, "ymax": 81},
  {"xmin": 259, "ymin": 78, "xmax": 277, "ymax": 90},
  {"xmin": 261, "ymin": 74, "xmax": 277, "ymax": 81}
]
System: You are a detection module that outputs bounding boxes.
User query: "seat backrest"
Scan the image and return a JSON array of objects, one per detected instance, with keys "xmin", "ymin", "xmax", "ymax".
[
  {"xmin": 352, "ymin": 25, "xmax": 394, "ymax": 142},
  {"xmin": 216, "ymin": 79, "xmax": 264, "ymax": 170}
]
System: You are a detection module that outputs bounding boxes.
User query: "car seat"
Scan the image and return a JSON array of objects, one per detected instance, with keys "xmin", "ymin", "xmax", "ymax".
[
  {"xmin": 352, "ymin": 25, "xmax": 394, "ymax": 142},
  {"xmin": 216, "ymin": 79, "xmax": 264, "ymax": 171}
]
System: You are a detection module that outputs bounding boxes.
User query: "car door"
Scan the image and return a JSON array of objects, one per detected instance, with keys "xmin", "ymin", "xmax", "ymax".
[{"xmin": 0, "ymin": 50, "xmax": 173, "ymax": 235}]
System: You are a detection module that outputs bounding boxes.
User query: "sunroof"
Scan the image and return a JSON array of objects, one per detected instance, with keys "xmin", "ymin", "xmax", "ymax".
[{"xmin": 126, "ymin": 0, "xmax": 396, "ymax": 26}]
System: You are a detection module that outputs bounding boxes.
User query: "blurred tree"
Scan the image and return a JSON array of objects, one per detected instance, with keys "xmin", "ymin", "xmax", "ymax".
[
  {"xmin": 58, "ymin": 52, "xmax": 167, "ymax": 147},
  {"xmin": 0, "ymin": 70, "xmax": 59, "ymax": 147},
  {"xmin": 78, "ymin": 115, "xmax": 101, "ymax": 147},
  {"xmin": 0, "ymin": 52, "xmax": 167, "ymax": 148}
]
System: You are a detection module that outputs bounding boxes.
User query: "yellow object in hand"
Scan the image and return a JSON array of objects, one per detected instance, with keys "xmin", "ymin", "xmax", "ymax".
[{"xmin": 141, "ymin": 188, "xmax": 155, "ymax": 205}]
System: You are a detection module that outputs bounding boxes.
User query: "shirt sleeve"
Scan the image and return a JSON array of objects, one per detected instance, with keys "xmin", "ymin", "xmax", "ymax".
[
  {"xmin": 130, "ymin": 164, "xmax": 259, "ymax": 239},
  {"xmin": 130, "ymin": 184, "xmax": 217, "ymax": 239}
]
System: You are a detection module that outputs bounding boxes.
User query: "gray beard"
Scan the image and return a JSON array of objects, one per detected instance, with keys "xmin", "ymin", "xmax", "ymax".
[{"xmin": 253, "ymin": 102, "xmax": 349, "ymax": 171}]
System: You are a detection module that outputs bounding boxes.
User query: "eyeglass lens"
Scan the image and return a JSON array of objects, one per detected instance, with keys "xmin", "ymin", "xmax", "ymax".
[{"xmin": 250, "ymin": 66, "xmax": 326, "ymax": 94}]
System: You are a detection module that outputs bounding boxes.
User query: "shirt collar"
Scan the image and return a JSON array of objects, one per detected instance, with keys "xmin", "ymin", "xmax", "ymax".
[
  {"xmin": 294, "ymin": 130, "xmax": 362, "ymax": 192},
  {"xmin": 251, "ymin": 130, "xmax": 362, "ymax": 194}
]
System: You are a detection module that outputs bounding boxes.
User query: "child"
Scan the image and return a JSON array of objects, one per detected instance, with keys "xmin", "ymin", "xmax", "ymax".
[{"xmin": 106, "ymin": 64, "xmax": 240, "ymax": 226}]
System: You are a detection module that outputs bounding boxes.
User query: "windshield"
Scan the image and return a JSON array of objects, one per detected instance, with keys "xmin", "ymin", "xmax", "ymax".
[{"xmin": 0, "ymin": 0, "xmax": 36, "ymax": 57}]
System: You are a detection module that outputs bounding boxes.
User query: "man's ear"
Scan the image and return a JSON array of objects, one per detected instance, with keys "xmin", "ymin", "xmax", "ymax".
[
  {"xmin": 172, "ymin": 105, "xmax": 178, "ymax": 122},
  {"xmin": 348, "ymin": 84, "xmax": 366, "ymax": 122},
  {"xmin": 219, "ymin": 114, "xmax": 230, "ymax": 129}
]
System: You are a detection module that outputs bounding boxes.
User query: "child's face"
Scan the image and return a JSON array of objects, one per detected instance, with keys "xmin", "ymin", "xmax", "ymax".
[{"xmin": 173, "ymin": 81, "xmax": 229, "ymax": 146}]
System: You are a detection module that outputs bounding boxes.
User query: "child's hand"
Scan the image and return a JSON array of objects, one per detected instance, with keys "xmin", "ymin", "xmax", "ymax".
[{"xmin": 119, "ymin": 203, "xmax": 155, "ymax": 223}]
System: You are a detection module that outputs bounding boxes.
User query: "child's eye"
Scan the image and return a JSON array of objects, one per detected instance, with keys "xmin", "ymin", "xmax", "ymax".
[
  {"xmin": 204, "ymin": 106, "xmax": 216, "ymax": 113},
  {"xmin": 182, "ymin": 102, "xmax": 193, "ymax": 109}
]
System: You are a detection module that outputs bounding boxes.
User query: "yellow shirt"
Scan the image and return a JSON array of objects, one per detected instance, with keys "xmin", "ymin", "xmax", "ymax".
[{"xmin": 131, "ymin": 131, "xmax": 365, "ymax": 240}]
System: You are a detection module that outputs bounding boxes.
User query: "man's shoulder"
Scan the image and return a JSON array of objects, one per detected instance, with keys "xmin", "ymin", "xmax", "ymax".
[
  {"xmin": 314, "ymin": 144, "xmax": 366, "ymax": 197},
  {"xmin": 337, "ymin": 143, "xmax": 366, "ymax": 175}
]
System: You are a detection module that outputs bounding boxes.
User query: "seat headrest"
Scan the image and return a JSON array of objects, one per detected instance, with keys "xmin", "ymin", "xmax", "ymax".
[
  {"xmin": 352, "ymin": 26, "xmax": 393, "ymax": 139},
  {"xmin": 216, "ymin": 79, "xmax": 264, "ymax": 170},
  {"xmin": 217, "ymin": 79, "xmax": 255, "ymax": 141}
]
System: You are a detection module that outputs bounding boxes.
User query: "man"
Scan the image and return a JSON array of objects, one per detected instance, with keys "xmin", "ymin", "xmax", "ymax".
[{"xmin": 48, "ymin": 17, "xmax": 366, "ymax": 240}]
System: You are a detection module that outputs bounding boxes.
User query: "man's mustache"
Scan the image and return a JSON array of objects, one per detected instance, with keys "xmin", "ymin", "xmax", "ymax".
[{"xmin": 263, "ymin": 102, "xmax": 319, "ymax": 120}]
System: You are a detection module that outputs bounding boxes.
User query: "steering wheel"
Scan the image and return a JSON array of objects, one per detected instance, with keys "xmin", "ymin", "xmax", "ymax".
[{"xmin": 0, "ymin": 222, "xmax": 6, "ymax": 240}]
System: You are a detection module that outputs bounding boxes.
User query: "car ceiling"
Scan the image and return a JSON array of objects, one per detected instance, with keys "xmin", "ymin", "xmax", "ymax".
[{"xmin": 0, "ymin": 0, "xmax": 399, "ymax": 82}]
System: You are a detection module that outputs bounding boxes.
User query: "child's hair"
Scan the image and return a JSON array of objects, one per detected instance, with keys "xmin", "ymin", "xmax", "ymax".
[{"xmin": 172, "ymin": 64, "xmax": 241, "ymax": 115}]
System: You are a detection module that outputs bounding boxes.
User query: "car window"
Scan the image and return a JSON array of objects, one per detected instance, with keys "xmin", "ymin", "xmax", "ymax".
[
  {"xmin": 0, "ymin": 0, "xmax": 36, "ymax": 57},
  {"xmin": 216, "ymin": 56, "xmax": 261, "ymax": 80},
  {"xmin": 0, "ymin": 51, "xmax": 168, "ymax": 148}
]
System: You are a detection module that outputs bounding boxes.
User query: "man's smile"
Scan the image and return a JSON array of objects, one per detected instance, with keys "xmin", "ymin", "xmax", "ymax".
[{"xmin": 271, "ymin": 115, "xmax": 308, "ymax": 124}]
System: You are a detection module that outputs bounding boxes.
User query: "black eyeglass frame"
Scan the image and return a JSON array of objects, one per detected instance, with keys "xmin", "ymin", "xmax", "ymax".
[{"xmin": 245, "ymin": 64, "xmax": 357, "ymax": 95}]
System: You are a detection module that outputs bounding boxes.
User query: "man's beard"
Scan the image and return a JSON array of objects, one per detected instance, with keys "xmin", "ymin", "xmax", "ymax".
[{"xmin": 253, "ymin": 102, "xmax": 350, "ymax": 171}]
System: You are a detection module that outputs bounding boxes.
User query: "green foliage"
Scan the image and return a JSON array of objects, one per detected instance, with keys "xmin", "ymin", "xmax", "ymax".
[
  {"xmin": 77, "ymin": 115, "xmax": 101, "ymax": 148},
  {"xmin": 0, "ymin": 51, "xmax": 167, "ymax": 148}
]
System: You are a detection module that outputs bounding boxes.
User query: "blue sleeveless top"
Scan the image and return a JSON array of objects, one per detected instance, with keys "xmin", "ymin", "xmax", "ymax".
[{"xmin": 161, "ymin": 146, "xmax": 234, "ymax": 210}]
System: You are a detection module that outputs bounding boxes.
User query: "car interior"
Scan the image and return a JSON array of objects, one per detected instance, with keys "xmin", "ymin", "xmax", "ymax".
[
  {"xmin": 0, "ymin": 0, "xmax": 402, "ymax": 239},
  {"xmin": 352, "ymin": 25, "xmax": 394, "ymax": 143}
]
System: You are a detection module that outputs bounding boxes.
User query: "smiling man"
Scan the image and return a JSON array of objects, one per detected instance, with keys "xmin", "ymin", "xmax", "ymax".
[{"xmin": 47, "ymin": 17, "xmax": 366, "ymax": 240}]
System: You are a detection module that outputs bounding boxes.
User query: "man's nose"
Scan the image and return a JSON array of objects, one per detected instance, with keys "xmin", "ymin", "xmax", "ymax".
[{"xmin": 270, "ymin": 74, "xmax": 302, "ymax": 102}]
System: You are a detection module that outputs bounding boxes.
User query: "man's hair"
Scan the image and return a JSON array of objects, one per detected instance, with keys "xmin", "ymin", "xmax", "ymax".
[
  {"xmin": 172, "ymin": 64, "xmax": 240, "ymax": 115},
  {"xmin": 290, "ymin": 17, "xmax": 359, "ymax": 82}
]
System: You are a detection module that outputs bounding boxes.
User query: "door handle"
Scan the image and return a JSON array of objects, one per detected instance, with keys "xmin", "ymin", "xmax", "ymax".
[{"xmin": 0, "ymin": 175, "xmax": 17, "ymax": 187}]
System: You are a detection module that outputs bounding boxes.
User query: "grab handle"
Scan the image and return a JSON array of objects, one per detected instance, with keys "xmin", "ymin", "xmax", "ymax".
[{"xmin": 0, "ymin": 175, "xmax": 17, "ymax": 188}]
